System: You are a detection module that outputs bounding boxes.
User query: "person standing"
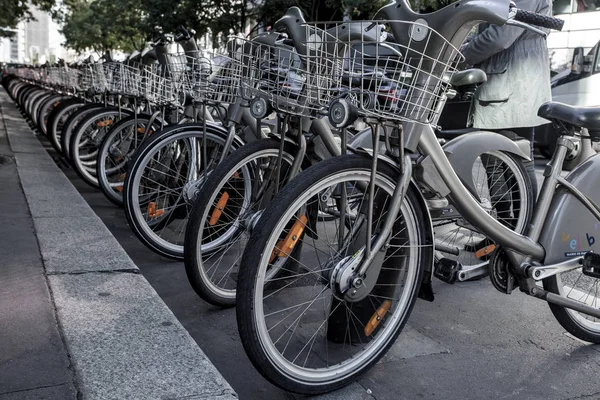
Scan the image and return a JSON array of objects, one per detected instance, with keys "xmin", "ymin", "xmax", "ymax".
[{"xmin": 461, "ymin": 0, "xmax": 553, "ymax": 196}]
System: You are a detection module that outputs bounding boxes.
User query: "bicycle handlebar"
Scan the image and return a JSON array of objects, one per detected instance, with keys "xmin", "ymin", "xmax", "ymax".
[{"xmin": 513, "ymin": 8, "xmax": 564, "ymax": 31}]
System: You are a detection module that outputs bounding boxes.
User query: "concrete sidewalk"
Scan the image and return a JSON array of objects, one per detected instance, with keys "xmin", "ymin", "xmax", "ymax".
[{"xmin": 0, "ymin": 85, "xmax": 237, "ymax": 399}]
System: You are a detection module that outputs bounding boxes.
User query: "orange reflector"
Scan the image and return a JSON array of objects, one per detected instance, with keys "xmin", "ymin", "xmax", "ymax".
[
  {"xmin": 54, "ymin": 101, "xmax": 61, "ymax": 107},
  {"xmin": 209, "ymin": 192, "xmax": 229, "ymax": 226},
  {"xmin": 232, "ymin": 171, "xmax": 240, "ymax": 179},
  {"xmin": 137, "ymin": 127, "xmax": 154, "ymax": 134},
  {"xmin": 148, "ymin": 201, "xmax": 164, "ymax": 218},
  {"xmin": 475, "ymin": 244, "xmax": 496, "ymax": 259},
  {"xmin": 115, "ymin": 173, "xmax": 126, "ymax": 192},
  {"xmin": 364, "ymin": 300, "xmax": 391, "ymax": 337},
  {"xmin": 269, "ymin": 215, "xmax": 307, "ymax": 262},
  {"xmin": 96, "ymin": 119, "xmax": 113, "ymax": 128}
]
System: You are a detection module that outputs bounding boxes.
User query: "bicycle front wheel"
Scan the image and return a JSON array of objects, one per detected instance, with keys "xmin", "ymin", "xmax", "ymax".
[
  {"xmin": 184, "ymin": 138, "xmax": 298, "ymax": 307},
  {"xmin": 96, "ymin": 114, "xmax": 161, "ymax": 207},
  {"xmin": 123, "ymin": 126, "xmax": 233, "ymax": 259},
  {"xmin": 236, "ymin": 154, "xmax": 430, "ymax": 395}
]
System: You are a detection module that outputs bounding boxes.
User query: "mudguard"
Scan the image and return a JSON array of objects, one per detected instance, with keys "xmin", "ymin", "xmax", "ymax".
[
  {"xmin": 442, "ymin": 131, "xmax": 530, "ymax": 198},
  {"xmin": 349, "ymin": 128, "xmax": 530, "ymax": 199},
  {"xmin": 539, "ymin": 153, "xmax": 600, "ymax": 264},
  {"xmin": 352, "ymin": 147, "xmax": 435, "ymax": 301}
]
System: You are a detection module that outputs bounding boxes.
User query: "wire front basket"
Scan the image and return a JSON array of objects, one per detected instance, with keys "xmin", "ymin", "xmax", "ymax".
[
  {"xmin": 141, "ymin": 66, "xmax": 179, "ymax": 106},
  {"xmin": 304, "ymin": 20, "xmax": 463, "ymax": 124},
  {"xmin": 233, "ymin": 20, "xmax": 462, "ymax": 123},
  {"xmin": 233, "ymin": 38, "xmax": 318, "ymax": 117},
  {"xmin": 166, "ymin": 50, "xmax": 241, "ymax": 105},
  {"xmin": 103, "ymin": 63, "xmax": 142, "ymax": 96}
]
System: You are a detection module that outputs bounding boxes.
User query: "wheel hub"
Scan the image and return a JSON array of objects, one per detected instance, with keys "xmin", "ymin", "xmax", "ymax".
[
  {"xmin": 330, "ymin": 249, "xmax": 372, "ymax": 302},
  {"xmin": 183, "ymin": 176, "xmax": 206, "ymax": 204}
]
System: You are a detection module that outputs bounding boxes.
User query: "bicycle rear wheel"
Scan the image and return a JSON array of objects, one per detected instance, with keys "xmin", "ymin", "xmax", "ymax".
[
  {"xmin": 545, "ymin": 266, "xmax": 600, "ymax": 343},
  {"xmin": 432, "ymin": 150, "xmax": 533, "ymax": 279},
  {"xmin": 236, "ymin": 154, "xmax": 430, "ymax": 394}
]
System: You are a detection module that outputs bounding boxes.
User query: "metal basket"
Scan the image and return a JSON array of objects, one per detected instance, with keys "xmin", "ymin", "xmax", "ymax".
[
  {"xmin": 166, "ymin": 50, "xmax": 241, "ymax": 105},
  {"xmin": 103, "ymin": 62, "xmax": 142, "ymax": 96},
  {"xmin": 47, "ymin": 67, "xmax": 61, "ymax": 87},
  {"xmin": 141, "ymin": 66, "xmax": 179, "ymax": 106},
  {"xmin": 75, "ymin": 65, "xmax": 95, "ymax": 92},
  {"xmin": 91, "ymin": 63, "xmax": 108, "ymax": 93},
  {"xmin": 301, "ymin": 20, "xmax": 463, "ymax": 124},
  {"xmin": 232, "ymin": 38, "xmax": 317, "ymax": 117},
  {"xmin": 64, "ymin": 67, "xmax": 81, "ymax": 91}
]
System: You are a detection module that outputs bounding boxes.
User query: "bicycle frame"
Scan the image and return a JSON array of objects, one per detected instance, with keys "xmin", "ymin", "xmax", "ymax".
[{"xmin": 357, "ymin": 119, "xmax": 600, "ymax": 318}]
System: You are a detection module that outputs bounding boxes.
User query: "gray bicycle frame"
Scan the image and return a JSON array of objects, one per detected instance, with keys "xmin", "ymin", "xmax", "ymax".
[{"xmin": 349, "ymin": 0, "xmax": 600, "ymax": 318}]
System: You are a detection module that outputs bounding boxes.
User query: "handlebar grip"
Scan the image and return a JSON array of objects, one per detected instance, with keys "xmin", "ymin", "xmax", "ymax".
[{"xmin": 514, "ymin": 9, "xmax": 564, "ymax": 31}]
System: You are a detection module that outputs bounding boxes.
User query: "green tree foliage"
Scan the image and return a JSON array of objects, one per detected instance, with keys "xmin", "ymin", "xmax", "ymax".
[
  {"xmin": 59, "ymin": 0, "xmax": 260, "ymax": 53},
  {"xmin": 256, "ymin": 0, "xmax": 454, "ymax": 28},
  {"xmin": 256, "ymin": 0, "xmax": 388, "ymax": 26},
  {"xmin": 0, "ymin": 0, "xmax": 56, "ymax": 37},
  {"xmin": 56, "ymin": 0, "xmax": 457, "ymax": 53},
  {"xmin": 410, "ymin": 0, "xmax": 458, "ymax": 12},
  {"xmin": 60, "ymin": 0, "xmax": 147, "ymax": 53}
]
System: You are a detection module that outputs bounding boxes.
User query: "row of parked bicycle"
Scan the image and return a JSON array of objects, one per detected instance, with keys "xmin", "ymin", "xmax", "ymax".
[{"xmin": 6, "ymin": 1, "xmax": 600, "ymax": 395}]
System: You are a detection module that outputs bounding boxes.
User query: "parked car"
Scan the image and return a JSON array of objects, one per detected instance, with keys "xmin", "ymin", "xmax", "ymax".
[{"xmin": 536, "ymin": 40, "xmax": 600, "ymax": 165}]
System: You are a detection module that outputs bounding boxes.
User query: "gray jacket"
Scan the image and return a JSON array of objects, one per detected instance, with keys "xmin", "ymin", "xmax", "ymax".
[{"xmin": 461, "ymin": 0, "xmax": 552, "ymax": 129}]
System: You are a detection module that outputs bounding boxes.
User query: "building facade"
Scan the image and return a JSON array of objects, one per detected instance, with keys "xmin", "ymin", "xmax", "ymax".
[{"xmin": 0, "ymin": 5, "xmax": 68, "ymax": 64}]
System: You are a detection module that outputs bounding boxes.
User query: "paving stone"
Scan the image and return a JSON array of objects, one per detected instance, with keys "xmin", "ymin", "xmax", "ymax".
[
  {"xmin": 0, "ymin": 384, "xmax": 77, "ymax": 400},
  {"xmin": 297, "ymin": 383, "xmax": 375, "ymax": 400},
  {"xmin": 13, "ymin": 151, "xmax": 57, "ymax": 168},
  {"xmin": 17, "ymin": 169, "xmax": 94, "ymax": 218},
  {"xmin": 380, "ymin": 325, "xmax": 450, "ymax": 363},
  {"xmin": 33, "ymin": 216, "xmax": 136, "ymax": 274},
  {"xmin": 49, "ymin": 273, "xmax": 237, "ymax": 400}
]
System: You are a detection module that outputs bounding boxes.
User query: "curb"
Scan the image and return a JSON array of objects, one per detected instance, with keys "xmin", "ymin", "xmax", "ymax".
[{"xmin": 1, "ymin": 87, "xmax": 237, "ymax": 400}]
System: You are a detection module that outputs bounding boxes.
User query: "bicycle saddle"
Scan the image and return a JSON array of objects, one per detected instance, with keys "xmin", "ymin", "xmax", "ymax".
[
  {"xmin": 538, "ymin": 102, "xmax": 600, "ymax": 132},
  {"xmin": 450, "ymin": 68, "xmax": 487, "ymax": 87}
]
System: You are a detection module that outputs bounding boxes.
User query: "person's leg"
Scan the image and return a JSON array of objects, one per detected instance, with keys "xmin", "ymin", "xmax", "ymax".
[{"xmin": 510, "ymin": 127, "xmax": 538, "ymax": 196}]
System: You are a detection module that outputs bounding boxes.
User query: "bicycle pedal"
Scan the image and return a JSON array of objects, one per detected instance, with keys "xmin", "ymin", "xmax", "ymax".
[
  {"xmin": 582, "ymin": 252, "xmax": 600, "ymax": 279},
  {"xmin": 434, "ymin": 258, "xmax": 462, "ymax": 284}
]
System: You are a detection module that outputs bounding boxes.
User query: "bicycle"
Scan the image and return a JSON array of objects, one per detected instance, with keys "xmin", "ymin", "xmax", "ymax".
[
  {"xmin": 233, "ymin": 1, "xmax": 577, "ymax": 394},
  {"xmin": 121, "ymin": 33, "xmax": 261, "ymax": 259},
  {"xmin": 183, "ymin": 7, "xmax": 536, "ymax": 307}
]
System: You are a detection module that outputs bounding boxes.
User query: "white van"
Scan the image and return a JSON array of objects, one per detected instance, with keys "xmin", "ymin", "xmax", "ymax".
[
  {"xmin": 536, "ymin": 41, "xmax": 600, "ymax": 161},
  {"xmin": 548, "ymin": 0, "xmax": 600, "ymax": 70}
]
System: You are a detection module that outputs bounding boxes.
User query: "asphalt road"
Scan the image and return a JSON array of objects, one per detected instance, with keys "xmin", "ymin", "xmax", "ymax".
[{"xmin": 49, "ymin": 139, "xmax": 600, "ymax": 400}]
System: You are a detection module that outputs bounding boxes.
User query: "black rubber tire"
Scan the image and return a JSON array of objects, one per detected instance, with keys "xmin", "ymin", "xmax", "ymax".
[
  {"xmin": 69, "ymin": 107, "xmax": 131, "ymax": 189},
  {"xmin": 544, "ymin": 277, "xmax": 600, "ymax": 344},
  {"xmin": 61, "ymin": 103, "xmax": 107, "ymax": 161},
  {"xmin": 17, "ymin": 86, "xmax": 39, "ymax": 110},
  {"xmin": 184, "ymin": 138, "xmax": 298, "ymax": 307},
  {"xmin": 46, "ymin": 98, "xmax": 85, "ymax": 154},
  {"xmin": 96, "ymin": 114, "xmax": 160, "ymax": 207},
  {"xmin": 37, "ymin": 94, "xmax": 69, "ymax": 135},
  {"xmin": 236, "ymin": 154, "xmax": 428, "ymax": 395},
  {"xmin": 26, "ymin": 90, "xmax": 50, "ymax": 121},
  {"xmin": 123, "ymin": 124, "xmax": 236, "ymax": 259},
  {"xmin": 29, "ymin": 91, "xmax": 53, "ymax": 125}
]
